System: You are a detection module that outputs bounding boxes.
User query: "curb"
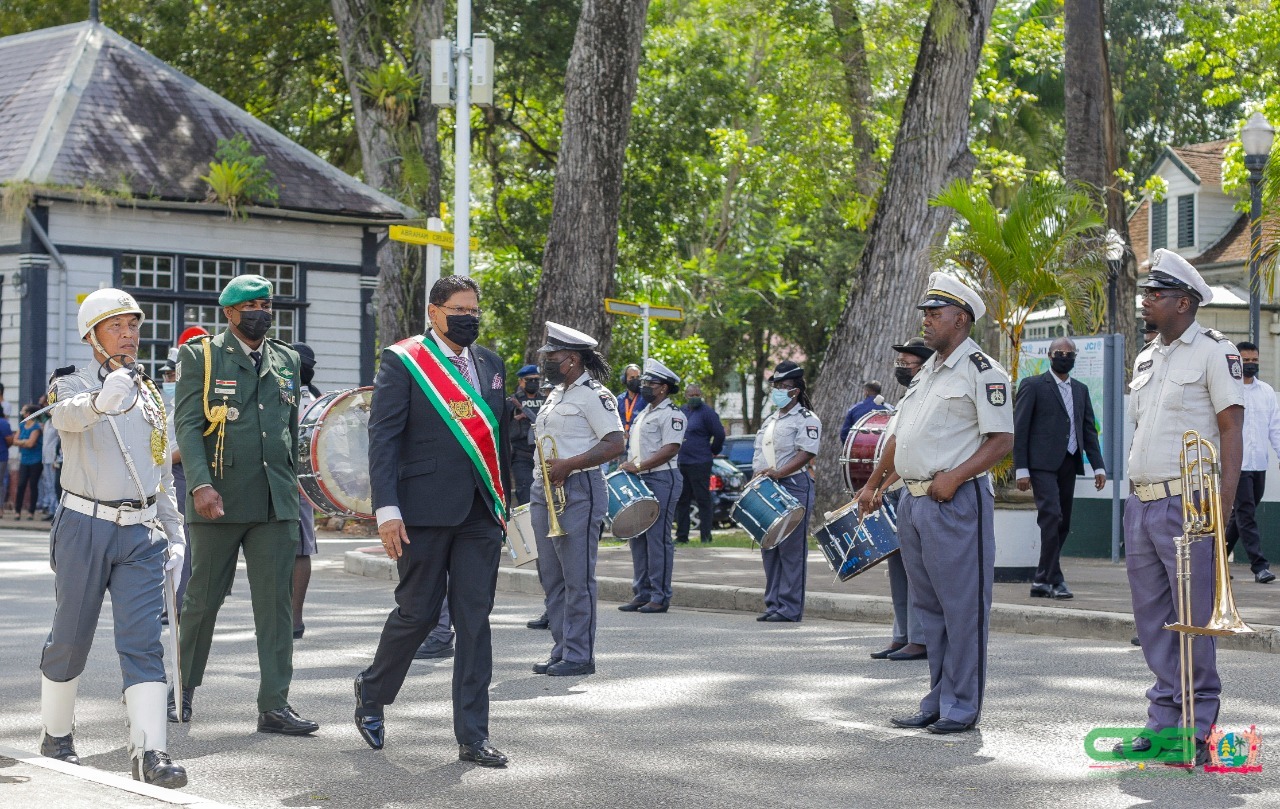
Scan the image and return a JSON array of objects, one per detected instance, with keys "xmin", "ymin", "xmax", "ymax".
[
  {"xmin": 0, "ymin": 744, "xmax": 239, "ymax": 808},
  {"xmin": 342, "ymin": 551, "xmax": 1280, "ymax": 654}
]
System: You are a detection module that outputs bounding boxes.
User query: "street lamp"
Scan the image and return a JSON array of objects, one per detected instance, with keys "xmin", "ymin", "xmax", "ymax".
[
  {"xmin": 1104, "ymin": 228, "xmax": 1125, "ymax": 336},
  {"xmin": 1242, "ymin": 111, "xmax": 1275, "ymax": 345}
]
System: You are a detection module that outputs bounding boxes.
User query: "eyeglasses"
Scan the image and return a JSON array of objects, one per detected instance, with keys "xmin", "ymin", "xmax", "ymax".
[
  {"xmin": 437, "ymin": 304, "xmax": 481, "ymax": 318},
  {"xmin": 1049, "ymin": 351, "xmax": 1076, "ymax": 359},
  {"xmin": 1140, "ymin": 290, "xmax": 1186, "ymax": 303}
]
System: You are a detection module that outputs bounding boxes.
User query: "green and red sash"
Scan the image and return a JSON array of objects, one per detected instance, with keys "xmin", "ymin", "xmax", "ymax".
[{"xmin": 389, "ymin": 336, "xmax": 506, "ymax": 521}]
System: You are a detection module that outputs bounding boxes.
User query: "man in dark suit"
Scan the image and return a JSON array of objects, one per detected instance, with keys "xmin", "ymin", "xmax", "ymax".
[
  {"xmin": 353, "ymin": 275, "xmax": 511, "ymax": 768},
  {"xmin": 1014, "ymin": 337, "xmax": 1106, "ymax": 599}
]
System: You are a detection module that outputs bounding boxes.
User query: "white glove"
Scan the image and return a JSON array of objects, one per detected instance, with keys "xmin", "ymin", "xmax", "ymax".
[
  {"xmin": 96, "ymin": 367, "xmax": 138, "ymax": 412},
  {"xmin": 164, "ymin": 542, "xmax": 185, "ymax": 573}
]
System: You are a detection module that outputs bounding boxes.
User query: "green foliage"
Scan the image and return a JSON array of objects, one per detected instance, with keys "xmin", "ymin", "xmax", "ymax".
[
  {"xmin": 930, "ymin": 175, "xmax": 1109, "ymax": 383},
  {"xmin": 201, "ymin": 134, "xmax": 279, "ymax": 217},
  {"xmin": 356, "ymin": 61, "xmax": 421, "ymax": 128}
]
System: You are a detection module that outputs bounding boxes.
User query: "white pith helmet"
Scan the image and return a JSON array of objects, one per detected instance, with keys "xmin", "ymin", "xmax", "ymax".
[{"xmin": 77, "ymin": 288, "xmax": 144, "ymax": 340}]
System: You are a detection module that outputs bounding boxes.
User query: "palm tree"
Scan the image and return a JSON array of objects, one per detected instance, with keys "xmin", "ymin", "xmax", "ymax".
[{"xmin": 930, "ymin": 175, "xmax": 1109, "ymax": 385}]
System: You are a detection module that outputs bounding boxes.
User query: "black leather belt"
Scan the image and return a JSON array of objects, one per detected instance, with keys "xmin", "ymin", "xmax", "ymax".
[{"xmin": 68, "ymin": 493, "xmax": 157, "ymax": 509}]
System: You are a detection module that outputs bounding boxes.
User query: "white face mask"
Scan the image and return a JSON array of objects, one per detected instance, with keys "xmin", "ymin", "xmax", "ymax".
[{"xmin": 771, "ymin": 388, "xmax": 793, "ymax": 408}]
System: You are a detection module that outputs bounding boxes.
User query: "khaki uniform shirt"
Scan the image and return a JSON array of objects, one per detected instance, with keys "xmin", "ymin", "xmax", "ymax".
[
  {"xmin": 891, "ymin": 336, "xmax": 1013, "ymax": 481},
  {"xmin": 628, "ymin": 398, "xmax": 685, "ymax": 472},
  {"xmin": 1126, "ymin": 321, "xmax": 1245, "ymax": 484},
  {"xmin": 50, "ymin": 366, "xmax": 184, "ymax": 544},
  {"xmin": 534, "ymin": 375, "xmax": 624, "ymax": 479}
]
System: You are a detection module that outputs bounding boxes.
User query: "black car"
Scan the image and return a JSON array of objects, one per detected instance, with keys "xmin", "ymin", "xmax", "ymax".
[
  {"xmin": 719, "ymin": 434, "xmax": 756, "ymax": 480},
  {"xmin": 697, "ymin": 456, "xmax": 744, "ymax": 530}
]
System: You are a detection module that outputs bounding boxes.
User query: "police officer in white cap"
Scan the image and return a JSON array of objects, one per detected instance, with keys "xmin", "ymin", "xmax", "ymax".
[
  {"xmin": 530, "ymin": 322, "xmax": 625, "ymax": 676},
  {"xmin": 39, "ymin": 289, "xmax": 188, "ymax": 787},
  {"xmin": 1114, "ymin": 248, "xmax": 1244, "ymax": 765},
  {"xmin": 858, "ymin": 271, "xmax": 1013, "ymax": 733},
  {"xmin": 751, "ymin": 360, "xmax": 821, "ymax": 622},
  {"xmin": 617, "ymin": 358, "xmax": 686, "ymax": 613}
]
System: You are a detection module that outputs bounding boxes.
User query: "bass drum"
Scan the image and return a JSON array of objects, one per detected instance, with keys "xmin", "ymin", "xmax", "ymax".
[
  {"xmin": 841, "ymin": 410, "xmax": 894, "ymax": 495},
  {"xmin": 298, "ymin": 387, "xmax": 374, "ymax": 519}
]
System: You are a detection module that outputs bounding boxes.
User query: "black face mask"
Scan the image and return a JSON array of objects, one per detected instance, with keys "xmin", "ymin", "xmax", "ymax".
[
  {"xmin": 626, "ymin": 377, "xmax": 641, "ymax": 394},
  {"xmin": 235, "ymin": 309, "xmax": 273, "ymax": 342},
  {"xmin": 300, "ymin": 363, "xmax": 315, "ymax": 387},
  {"xmin": 523, "ymin": 379, "xmax": 541, "ymax": 394},
  {"xmin": 1243, "ymin": 362, "xmax": 1260, "ymax": 379},
  {"xmin": 541, "ymin": 358, "xmax": 567, "ymax": 385},
  {"xmin": 639, "ymin": 384, "xmax": 657, "ymax": 403},
  {"xmin": 893, "ymin": 368, "xmax": 915, "ymax": 387},
  {"xmin": 687, "ymin": 396, "xmax": 703, "ymax": 409},
  {"xmin": 443, "ymin": 314, "xmax": 480, "ymax": 348},
  {"xmin": 1050, "ymin": 355, "xmax": 1076, "ymax": 375}
]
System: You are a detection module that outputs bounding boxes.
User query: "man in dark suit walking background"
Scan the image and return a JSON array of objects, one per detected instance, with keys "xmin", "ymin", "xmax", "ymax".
[
  {"xmin": 353, "ymin": 275, "xmax": 511, "ymax": 768},
  {"xmin": 1014, "ymin": 337, "xmax": 1106, "ymax": 599}
]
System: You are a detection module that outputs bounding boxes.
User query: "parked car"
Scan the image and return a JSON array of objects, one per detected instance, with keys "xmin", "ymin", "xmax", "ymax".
[
  {"xmin": 691, "ymin": 456, "xmax": 744, "ymax": 531},
  {"xmin": 719, "ymin": 434, "xmax": 756, "ymax": 480}
]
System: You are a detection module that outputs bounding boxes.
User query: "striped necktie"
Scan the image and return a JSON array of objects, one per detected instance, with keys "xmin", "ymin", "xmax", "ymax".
[{"xmin": 449, "ymin": 354, "xmax": 472, "ymax": 387}]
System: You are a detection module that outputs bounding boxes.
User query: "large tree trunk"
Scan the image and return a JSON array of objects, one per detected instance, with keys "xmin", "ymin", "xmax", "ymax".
[
  {"xmin": 331, "ymin": 0, "xmax": 444, "ymax": 347},
  {"xmin": 811, "ymin": 0, "xmax": 998, "ymax": 514},
  {"xmin": 829, "ymin": 0, "xmax": 879, "ymax": 197},
  {"xmin": 1065, "ymin": 0, "xmax": 1135, "ymax": 358},
  {"xmin": 524, "ymin": 0, "xmax": 651, "ymax": 361}
]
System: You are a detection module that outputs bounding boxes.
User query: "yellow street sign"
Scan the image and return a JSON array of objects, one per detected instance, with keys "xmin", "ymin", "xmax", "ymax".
[
  {"xmin": 389, "ymin": 225, "xmax": 478, "ymax": 251},
  {"xmin": 604, "ymin": 298, "xmax": 684, "ymax": 322}
]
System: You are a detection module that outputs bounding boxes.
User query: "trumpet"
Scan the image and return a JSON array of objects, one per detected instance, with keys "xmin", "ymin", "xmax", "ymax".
[
  {"xmin": 537, "ymin": 435, "xmax": 567, "ymax": 537},
  {"xmin": 1165, "ymin": 430, "xmax": 1254, "ymax": 763}
]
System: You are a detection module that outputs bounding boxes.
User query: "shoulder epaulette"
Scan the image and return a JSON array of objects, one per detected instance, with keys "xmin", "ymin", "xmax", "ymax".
[
  {"xmin": 1204, "ymin": 328, "xmax": 1229, "ymax": 343},
  {"xmin": 969, "ymin": 352, "xmax": 993, "ymax": 372},
  {"xmin": 798, "ymin": 406, "xmax": 815, "ymax": 418},
  {"xmin": 51, "ymin": 365, "xmax": 75, "ymax": 380},
  {"xmin": 584, "ymin": 378, "xmax": 604, "ymax": 390}
]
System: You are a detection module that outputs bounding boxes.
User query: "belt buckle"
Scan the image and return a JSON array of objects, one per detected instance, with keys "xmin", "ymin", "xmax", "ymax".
[{"xmin": 115, "ymin": 503, "xmax": 139, "ymax": 525}]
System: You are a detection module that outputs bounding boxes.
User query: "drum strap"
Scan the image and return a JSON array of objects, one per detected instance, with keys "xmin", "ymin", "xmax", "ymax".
[
  {"xmin": 389, "ymin": 336, "xmax": 507, "ymax": 522},
  {"xmin": 627, "ymin": 407, "xmax": 649, "ymax": 464},
  {"xmin": 762, "ymin": 416, "xmax": 779, "ymax": 470}
]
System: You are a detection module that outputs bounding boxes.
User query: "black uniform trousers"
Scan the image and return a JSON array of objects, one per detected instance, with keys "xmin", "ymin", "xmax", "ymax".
[
  {"xmin": 361, "ymin": 491, "xmax": 502, "ymax": 745},
  {"xmin": 1030, "ymin": 452, "xmax": 1079, "ymax": 586},
  {"xmin": 676, "ymin": 461, "xmax": 714, "ymax": 543},
  {"xmin": 1226, "ymin": 470, "xmax": 1270, "ymax": 572},
  {"xmin": 512, "ymin": 451, "xmax": 535, "ymax": 506}
]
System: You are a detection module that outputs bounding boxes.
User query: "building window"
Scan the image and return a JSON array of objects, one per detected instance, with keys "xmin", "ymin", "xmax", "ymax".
[
  {"xmin": 1177, "ymin": 194, "xmax": 1195, "ymax": 248},
  {"xmin": 1151, "ymin": 199, "xmax": 1167, "ymax": 251},
  {"xmin": 183, "ymin": 258, "xmax": 237, "ymax": 294},
  {"xmin": 122, "ymin": 254, "xmax": 174, "ymax": 290},
  {"xmin": 134, "ymin": 300, "xmax": 174, "ymax": 379},
  {"xmin": 247, "ymin": 262, "xmax": 296, "ymax": 298}
]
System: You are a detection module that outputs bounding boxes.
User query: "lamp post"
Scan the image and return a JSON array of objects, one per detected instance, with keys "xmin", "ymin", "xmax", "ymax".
[
  {"xmin": 1242, "ymin": 111, "xmax": 1275, "ymax": 346},
  {"xmin": 1104, "ymin": 228, "xmax": 1125, "ymax": 336}
]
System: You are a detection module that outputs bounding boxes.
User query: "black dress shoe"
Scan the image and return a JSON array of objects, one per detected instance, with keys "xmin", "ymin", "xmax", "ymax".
[
  {"xmin": 526, "ymin": 613, "xmax": 550, "ymax": 629},
  {"xmin": 1029, "ymin": 582, "xmax": 1053, "ymax": 598},
  {"xmin": 293, "ymin": 624, "xmax": 305, "ymax": 640},
  {"xmin": 637, "ymin": 602, "xmax": 668, "ymax": 613},
  {"xmin": 756, "ymin": 612, "xmax": 774, "ymax": 622},
  {"xmin": 889, "ymin": 711, "xmax": 940, "ymax": 729},
  {"xmin": 546, "ymin": 659, "xmax": 595, "ymax": 676},
  {"xmin": 40, "ymin": 731, "xmax": 79, "ymax": 764},
  {"xmin": 459, "ymin": 739, "xmax": 508, "ymax": 768},
  {"xmin": 887, "ymin": 647, "xmax": 928, "ymax": 661},
  {"xmin": 1131, "ymin": 635, "xmax": 1141, "ymax": 646},
  {"xmin": 870, "ymin": 644, "xmax": 906, "ymax": 660},
  {"xmin": 1112, "ymin": 735, "xmax": 1153, "ymax": 757},
  {"xmin": 353, "ymin": 674, "xmax": 385, "ymax": 750},
  {"xmin": 617, "ymin": 599, "xmax": 646, "ymax": 612},
  {"xmin": 1256, "ymin": 568, "xmax": 1276, "ymax": 584},
  {"xmin": 133, "ymin": 750, "xmax": 188, "ymax": 789},
  {"xmin": 414, "ymin": 638, "xmax": 455, "ymax": 660},
  {"xmin": 928, "ymin": 718, "xmax": 976, "ymax": 734},
  {"xmin": 167, "ymin": 686, "xmax": 193, "ymax": 723},
  {"xmin": 1051, "ymin": 583, "xmax": 1074, "ymax": 599},
  {"xmin": 763, "ymin": 613, "xmax": 797, "ymax": 622},
  {"xmin": 532, "ymin": 656, "xmax": 562, "ymax": 675},
  {"xmin": 258, "ymin": 706, "xmax": 319, "ymax": 735}
]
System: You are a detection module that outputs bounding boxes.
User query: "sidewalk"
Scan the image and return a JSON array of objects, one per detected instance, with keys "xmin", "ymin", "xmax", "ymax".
[
  {"xmin": 0, "ymin": 746, "xmax": 235, "ymax": 809},
  {"xmin": 345, "ymin": 538, "xmax": 1280, "ymax": 654}
]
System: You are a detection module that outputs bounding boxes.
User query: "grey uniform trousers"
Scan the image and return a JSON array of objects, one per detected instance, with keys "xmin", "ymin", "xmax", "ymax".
[
  {"xmin": 629, "ymin": 469, "xmax": 681, "ymax": 605},
  {"xmin": 41, "ymin": 508, "xmax": 167, "ymax": 688},
  {"xmin": 883, "ymin": 488, "xmax": 923, "ymax": 645},
  {"xmin": 897, "ymin": 478, "xmax": 994, "ymax": 725},
  {"xmin": 1123, "ymin": 494, "xmax": 1220, "ymax": 739},
  {"xmin": 761, "ymin": 473, "xmax": 813, "ymax": 621},
  {"xmin": 533, "ymin": 469, "xmax": 607, "ymax": 664}
]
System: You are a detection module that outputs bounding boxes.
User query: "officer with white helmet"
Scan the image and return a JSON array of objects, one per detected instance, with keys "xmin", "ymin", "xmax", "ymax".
[{"xmin": 38, "ymin": 289, "xmax": 188, "ymax": 787}]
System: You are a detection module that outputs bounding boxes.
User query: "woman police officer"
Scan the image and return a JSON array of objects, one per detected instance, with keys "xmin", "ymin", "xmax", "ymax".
[{"xmin": 530, "ymin": 322, "xmax": 625, "ymax": 676}]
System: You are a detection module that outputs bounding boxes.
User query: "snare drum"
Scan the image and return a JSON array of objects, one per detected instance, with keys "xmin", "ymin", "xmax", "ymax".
[
  {"xmin": 605, "ymin": 470, "xmax": 661, "ymax": 538},
  {"xmin": 506, "ymin": 504, "xmax": 538, "ymax": 567},
  {"xmin": 298, "ymin": 387, "xmax": 374, "ymax": 519},
  {"xmin": 731, "ymin": 476, "xmax": 805, "ymax": 549},
  {"xmin": 814, "ymin": 500, "xmax": 899, "ymax": 582},
  {"xmin": 840, "ymin": 410, "xmax": 894, "ymax": 495}
]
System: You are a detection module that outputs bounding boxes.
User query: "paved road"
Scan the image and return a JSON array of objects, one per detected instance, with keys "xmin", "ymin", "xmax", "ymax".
[{"xmin": 0, "ymin": 529, "xmax": 1274, "ymax": 808}]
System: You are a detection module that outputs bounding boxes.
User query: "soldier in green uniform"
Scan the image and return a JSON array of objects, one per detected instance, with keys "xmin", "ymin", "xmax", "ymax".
[{"xmin": 170, "ymin": 275, "xmax": 319, "ymax": 736}]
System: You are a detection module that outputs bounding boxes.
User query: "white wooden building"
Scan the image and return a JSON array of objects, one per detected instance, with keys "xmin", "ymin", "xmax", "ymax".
[{"xmin": 0, "ymin": 21, "xmax": 412, "ymax": 406}]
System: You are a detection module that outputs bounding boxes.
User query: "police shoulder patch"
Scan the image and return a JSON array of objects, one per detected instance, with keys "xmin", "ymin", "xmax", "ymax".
[
  {"xmin": 598, "ymin": 390, "xmax": 617, "ymax": 411},
  {"xmin": 672, "ymin": 417, "xmax": 684, "ymax": 431},
  {"xmin": 1205, "ymin": 328, "xmax": 1229, "ymax": 343},
  {"xmin": 1226, "ymin": 353, "xmax": 1243, "ymax": 380},
  {"xmin": 1137, "ymin": 358, "xmax": 1153, "ymax": 373},
  {"xmin": 805, "ymin": 425, "xmax": 819, "ymax": 439},
  {"xmin": 985, "ymin": 382, "xmax": 1008, "ymax": 406},
  {"xmin": 970, "ymin": 352, "xmax": 993, "ymax": 372}
]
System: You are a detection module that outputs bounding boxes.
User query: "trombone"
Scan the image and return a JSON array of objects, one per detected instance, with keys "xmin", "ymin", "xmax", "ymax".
[
  {"xmin": 537, "ymin": 435, "xmax": 567, "ymax": 537},
  {"xmin": 1165, "ymin": 430, "xmax": 1254, "ymax": 764}
]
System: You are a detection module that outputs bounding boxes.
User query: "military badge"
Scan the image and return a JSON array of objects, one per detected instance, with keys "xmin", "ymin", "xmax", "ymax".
[
  {"xmin": 986, "ymin": 383, "xmax": 1007, "ymax": 406},
  {"xmin": 47, "ymin": 387, "xmax": 57, "ymax": 404},
  {"xmin": 450, "ymin": 400, "xmax": 476, "ymax": 420},
  {"xmin": 1227, "ymin": 353, "xmax": 1243, "ymax": 380},
  {"xmin": 226, "ymin": 406, "xmax": 240, "ymax": 422}
]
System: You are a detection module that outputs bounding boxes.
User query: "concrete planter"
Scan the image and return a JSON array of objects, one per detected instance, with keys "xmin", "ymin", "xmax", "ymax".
[{"xmin": 993, "ymin": 504, "xmax": 1039, "ymax": 582}]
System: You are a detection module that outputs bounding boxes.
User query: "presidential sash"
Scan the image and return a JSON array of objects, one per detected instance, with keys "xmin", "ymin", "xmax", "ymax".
[{"xmin": 389, "ymin": 336, "xmax": 507, "ymax": 520}]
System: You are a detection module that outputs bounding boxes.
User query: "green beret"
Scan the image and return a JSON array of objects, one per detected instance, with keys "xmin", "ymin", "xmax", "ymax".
[{"xmin": 218, "ymin": 274, "xmax": 273, "ymax": 306}]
